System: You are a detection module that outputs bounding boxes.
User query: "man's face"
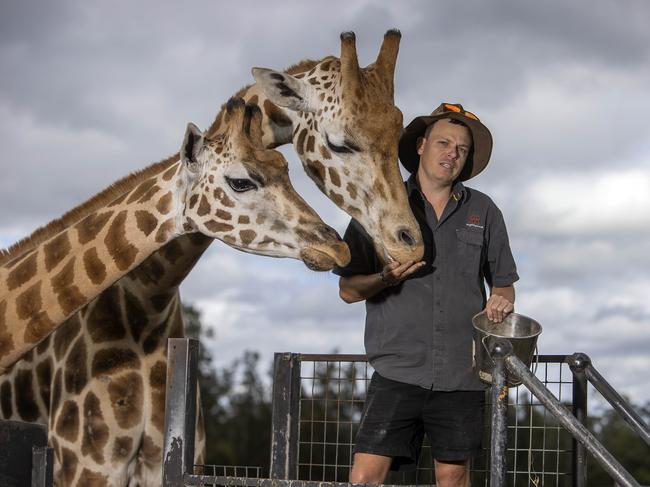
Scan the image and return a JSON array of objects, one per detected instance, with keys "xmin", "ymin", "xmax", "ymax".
[{"xmin": 416, "ymin": 118, "xmax": 472, "ymax": 186}]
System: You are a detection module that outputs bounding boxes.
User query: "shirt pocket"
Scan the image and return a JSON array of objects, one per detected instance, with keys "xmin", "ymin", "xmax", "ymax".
[{"xmin": 456, "ymin": 227, "xmax": 484, "ymax": 276}]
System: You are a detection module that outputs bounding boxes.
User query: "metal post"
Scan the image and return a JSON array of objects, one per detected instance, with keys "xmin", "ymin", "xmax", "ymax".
[
  {"xmin": 567, "ymin": 353, "xmax": 589, "ymax": 487},
  {"xmin": 270, "ymin": 353, "xmax": 301, "ymax": 480},
  {"xmin": 584, "ymin": 362, "xmax": 650, "ymax": 447},
  {"xmin": 489, "ymin": 339, "xmax": 512, "ymax": 487},
  {"xmin": 506, "ymin": 354, "xmax": 641, "ymax": 487},
  {"xmin": 31, "ymin": 446, "xmax": 53, "ymax": 487},
  {"xmin": 162, "ymin": 338, "xmax": 199, "ymax": 487}
]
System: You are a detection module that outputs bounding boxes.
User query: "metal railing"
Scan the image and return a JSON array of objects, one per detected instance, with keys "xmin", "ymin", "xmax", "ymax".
[
  {"xmin": 162, "ymin": 339, "xmax": 647, "ymax": 487},
  {"xmin": 488, "ymin": 339, "xmax": 649, "ymax": 487}
]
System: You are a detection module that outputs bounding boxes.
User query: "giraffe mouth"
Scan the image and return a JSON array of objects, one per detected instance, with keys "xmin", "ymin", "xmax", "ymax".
[{"xmin": 300, "ymin": 245, "xmax": 350, "ymax": 271}]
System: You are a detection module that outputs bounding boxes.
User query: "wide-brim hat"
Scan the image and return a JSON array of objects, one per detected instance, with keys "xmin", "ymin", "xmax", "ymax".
[{"xmin": 399, "ymin": 103, "xmax": 493, "ymax": 181}]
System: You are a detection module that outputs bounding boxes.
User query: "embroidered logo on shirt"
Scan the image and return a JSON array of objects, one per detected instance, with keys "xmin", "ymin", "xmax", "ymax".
[{"xmin": 466, "ymin": 214, "xmax": 484, "ymax": 229}]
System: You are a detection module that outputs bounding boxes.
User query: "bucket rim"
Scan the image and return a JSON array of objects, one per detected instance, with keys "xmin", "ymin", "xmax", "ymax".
[{"xmin": 471, "ymin": 311, "xmax": 542, "ymax": 339}]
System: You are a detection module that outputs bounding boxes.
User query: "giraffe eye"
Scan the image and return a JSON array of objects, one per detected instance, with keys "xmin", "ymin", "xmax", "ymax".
[
  {"xmin": 226, "ymin": 177, "xmax": 257, "ymax": 193},
  {"xmin": 325, "ymin": 134, "xmax": 354, "ymax": 154}
]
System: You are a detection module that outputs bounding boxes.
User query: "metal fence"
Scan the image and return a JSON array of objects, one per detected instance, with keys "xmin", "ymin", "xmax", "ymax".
[
  {"xmin": 162, "ymin": 340, "xmax": 587, "ymax": 487},
  {"xmin": 270, "ymin": 353, "xmax": 584, "ymax": 487}
]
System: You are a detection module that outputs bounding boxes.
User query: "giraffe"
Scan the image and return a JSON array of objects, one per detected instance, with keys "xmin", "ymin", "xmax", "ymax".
[
  {"xmin": 241, "ymin": 29, "xmax": 424, "ymax": 265},
  {"xmin": 0, "ymin": 98, "xmax": 349, "ymax": 486},
  {"xmin": 0, "ymin": 30, "xmax": 422, "ymax": 486}
]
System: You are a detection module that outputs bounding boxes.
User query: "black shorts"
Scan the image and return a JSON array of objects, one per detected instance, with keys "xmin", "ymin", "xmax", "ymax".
[{"xmin": 354, "ymin": 372, "xmax": 486, "ymax": 470}]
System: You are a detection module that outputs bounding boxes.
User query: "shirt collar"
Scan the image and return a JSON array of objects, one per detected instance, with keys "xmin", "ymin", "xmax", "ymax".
[{"xmin": 406, "ymin": 174, "xmax": 467, "ymax": 202}]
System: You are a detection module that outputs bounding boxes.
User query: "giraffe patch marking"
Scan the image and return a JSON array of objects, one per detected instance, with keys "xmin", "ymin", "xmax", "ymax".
[
  {"xmin": 108, "ymin": 372, "xmax": 143, "ymax": 429},
  {"xmin": 56, "ymin": 400, "xmax": 80, "ymax": 442},
  {"xmin": 81, "ymin": 392, "xmax": 109, "ymax": 464},
  {"xmin": 156, "ymin": 191, "xmax": 173, "ymax": 214},
  {"xmin": 83, "ymin": 248, "xmax": 107, "ymax": 285},
  {"xmin": 112, "ymin": 436, "xmax": 134, "ymax": 462},
  {"xmin": 44, "ymin": 233, "xmax": 71, "ymax": 273},
  {"xmin": 0, "ymin": 300, "xmax": 14, "ymax": 359},
  {"xmin": 328, "ymin": 167, "xmax": 341, "ymax": 187},
  {"xmin": 124, "ymin": 289, "xmax": 148, "ymax": 342},
  {"xmin": 127, "ymin": 177, "xmax": 157, "ymax": 204},
  {"xmin": 60, "ymin": 447, "xmax": 79, "ymax": 486},
  {"xmin": 15, "ymin": 369, "xmax": 39, "ymax": 422},
  {"xmin": 51, "ymin": 257, "xmax": 86, "ymax": 316},
  {"xmin": 105, "ymin": 211, "xmax": 138, "ymax": 271},
  {"xmin": 53, "ymin": 315, "xmax": 81, "ymax": 361},
  {"xmin": 92, "ymin": 348, "xmax": 141, "ymax": 377},
  {"xmin": 155, "ymin": 218, "xmax": 176, "ymax": 243},
  {"xmin": 87, "ymin": 287, "xmax": 126, "ymax": 343},
  {"xmin": 205, "ymin": 220, "xmax": 234, "ymax": 233},
  {"xmin": 76, "ymin": 211, "xmax": 112, "ymax": 245},
  {"xmin": 36, "ymin": 357, "xmax": 52, "ymax": 409},
  {"xmin": 6, "ymin": 251, "xmax": 38, "ymax": 291},
  {"xmin": 135, "ymin": 210, "xmax": 158, "ymax": 236},
  {"xmin": 64, "ymin": 337, "xmax": 88, "ymax": 394},
  {"xmin": 239, "ymin": 230, "xmax": 257, "ymax": 245}
]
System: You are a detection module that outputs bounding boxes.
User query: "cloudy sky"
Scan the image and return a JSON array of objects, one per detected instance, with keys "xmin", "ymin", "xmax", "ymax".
[{"xmin": 1, "ymin": 1, "xmax": 649, "ymax": 407}]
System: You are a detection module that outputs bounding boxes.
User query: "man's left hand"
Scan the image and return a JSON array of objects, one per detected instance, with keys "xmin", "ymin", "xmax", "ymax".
[{"xmin": 485, "ymin": 294, "xmax": 514, "ymax": 322}]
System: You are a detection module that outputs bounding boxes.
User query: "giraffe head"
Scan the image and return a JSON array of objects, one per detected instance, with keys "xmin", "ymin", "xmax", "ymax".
[
  {"xmin": 180, "ymin": 98, "xmax": 350, "ymax": 271},
  {"xmin": 252, "ymin": 30, "xmax": 424, "ymax": 265}
]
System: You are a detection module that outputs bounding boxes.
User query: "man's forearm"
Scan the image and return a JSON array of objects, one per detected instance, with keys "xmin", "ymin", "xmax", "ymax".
[
  {"xmin": 339, "ymin": 273, "xmax": 387, "ymax": 303},
  {"xmin": 491, "ymin": 285, "xmax": 515, "ymax": 303}
]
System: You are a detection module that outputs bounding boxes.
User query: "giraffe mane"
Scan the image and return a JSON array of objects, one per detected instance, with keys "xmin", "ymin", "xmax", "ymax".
[{"xmin": 0, "ymin": 155, "xmax": 179, "ymax": 266}]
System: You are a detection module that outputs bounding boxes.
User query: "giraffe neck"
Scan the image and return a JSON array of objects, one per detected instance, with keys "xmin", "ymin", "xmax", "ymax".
[{"xmin": 0, "ymin": 160, "xmax": 189, "ymax": 370}]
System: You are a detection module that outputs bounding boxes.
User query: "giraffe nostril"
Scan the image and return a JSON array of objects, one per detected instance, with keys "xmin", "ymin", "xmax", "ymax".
[{"xmin": 397, "ymin": 228, "xmax": 416, "ymax": 247}]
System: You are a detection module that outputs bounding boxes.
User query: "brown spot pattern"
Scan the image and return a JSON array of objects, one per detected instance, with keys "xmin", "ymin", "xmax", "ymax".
[
  {"xmin": 51, "ymin": 257, "xmax": 86, "ymax": 316},
  {"xmin": 15, "ymin": 369, "xmax": 40, "ymax": 422},
  {"xmin": 142, "ymin": 323, "xmax": 167, "ymax": 354},
  {"xmin": 238, "ymin": 215, "xmax": 250, "ymax": 224},
  {"xmin": 239, "ymin": 230, "xmax": 257, "ymax": 245},
  {"xmin": 43, "ymin": 233, "xmax": 71, "ymax": 272},
  {"xmin": 329, "ymin": 191, "xmax": 344, "ymax": 207},
  {"xmin": 162, "ymin": 239, "xmax": 183, "ymax": 264},
  {"xmin": 92, "ymin": 348, "xmax": 141, "ymax": 377},
  {"xmin": 35, "ymin": 358, "xmax": 52, "ymax": 408},
  {"xmin": 105, "ymin": 210, "xmax": 138, "ymax": 271},
  {"xmin": 124, "ymin": 290, "xmax": 148, "ymax": 342},
  {"xmin": 112, "ymin": 436, "xmax": 134, "ymax": 462},
  {"xmin": 346, "ymin": 182, "xmax": 358, "ymax": 200},
  {"xmin": 135, "ymin": 210, "xmax": 158, "ymax": 236},
  {"xmin": 81, "ymin": 391, "xmax": 109, "ymax": 464},
  {"xmin": 0, "ymin": 300, "xmax": 14, "ymax": 358},
  {"xmin": 6, "ymin": 251, "xmax": 37, "ymax": 291},
  {"xmin": 296, "ymin": 128, "xmax": 307, "ymax": 155},
  {"xmin": 77, "ymin": 468, "xmax": 109, "ymax": 486},
  {"xmin": 328, "ymin": 167, "xmax": 341, "ymax": 187},
  {"xmin": 60, "ymin": 447, "xmax": 79, "ymax": 485},
  {"xmin": 56, "ymin": 400, "xmax": 80, "ymax": 442},
  {"xmin": 319, "ymin": 145, "xmax": 332, "ymax": 160},
  {"xmin": 53, "ymin": 315, "xmax": 81, "ymax": 361},
  {"xmin": 127, "ymin": 178, "xmax": 157, "ymax": 204},
  {"xmin": 162, "ymin": 164, "xmax": 178, "ymax": 181},
  {"xmin": 87, "ymin": 287, "xmax": 126, "ymax": 343},
  {"xmin": 83, "ymin": 248, "xmax": 107, "ymax": 285},
  {"xmin": 216, "ymin": 209, "xmax": 232, "ymax": 220},
  {"xmin": 108, "ymin": 372, "xmax": 143, "ymax": 429},
  {"xmin": 205, "ymin": 220, "xmax": 234, "ymax": 233},
  {"xmin": 306, "ymin": 135, "xmax": 315, "ymax": 153},
  {"xmin": 51, "ymin": 369, "xmax": 62, "ymax": 415},
  {"xmin": 197, "ymin": 194, "xmax": 211, "ymax": 217},
  {"xmin": 64, "ymin": 337, "xmax": 88, "ymax": 394},
  {"xmin": 75, "ymin": 212, "xmax": 112, "ymax": 245},
  {"xmin": 155, "ymin": 218, "xmax": 175, "ymax": 243},
  {"xmin": 156, "ymin": 191, "xmax": 173, "ymax": 214}
]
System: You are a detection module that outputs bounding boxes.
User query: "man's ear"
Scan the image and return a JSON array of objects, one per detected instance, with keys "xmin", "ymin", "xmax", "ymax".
[
  {"xmin": 180, "ymin": 122, "xmax": 204, "ymax": 171},
  {"xmin": 252, "ymin": 67, "xmax": 318, "ymax": 113},
  {"xmin": 416, "ymin": 136, "xmax": 426, "ymax": 156}
]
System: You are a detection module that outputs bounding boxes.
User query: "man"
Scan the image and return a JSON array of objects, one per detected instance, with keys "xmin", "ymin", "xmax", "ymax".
[{"xmin": 334, "ymin": 103, "xmax": 519, "ymax": 487}]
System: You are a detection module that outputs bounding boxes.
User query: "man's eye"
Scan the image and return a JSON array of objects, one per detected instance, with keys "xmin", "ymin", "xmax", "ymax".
[
  {"xmin": 326, "ymin": 134, "xmax": 354, "ymax": 154},
  {"xmin": 226, "ymin": 177, "xmax": 257, "ymax": 192}
]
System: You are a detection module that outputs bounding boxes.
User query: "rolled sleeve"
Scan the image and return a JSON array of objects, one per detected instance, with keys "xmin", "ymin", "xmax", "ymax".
[{"xmin": 483, "ymin": 204, "xmax": 519, "ymax": 288}]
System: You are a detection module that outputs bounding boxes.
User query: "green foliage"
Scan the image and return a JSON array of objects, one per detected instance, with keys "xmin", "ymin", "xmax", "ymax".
[
  {"xmin": 183, "ymin": 304, "xmax": 272, "ymax": 471},
  {"xmin": 587, "ymin": 402, "xmax": 650, "ymax": 486}
]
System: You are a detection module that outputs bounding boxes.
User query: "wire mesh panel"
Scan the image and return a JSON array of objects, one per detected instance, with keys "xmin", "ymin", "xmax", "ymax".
[{"xmin": 288, "ymin": 354, "xmax": 578, "ymax": 487}]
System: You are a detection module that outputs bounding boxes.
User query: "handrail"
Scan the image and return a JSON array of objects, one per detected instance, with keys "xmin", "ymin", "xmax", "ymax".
[
  {"xmin": 488, "ymin": 339, "xmax": 642, "ymax": 487},
  {"xmin": 567, "ymin": 353, "xmax": 650, "ymax": 447}
]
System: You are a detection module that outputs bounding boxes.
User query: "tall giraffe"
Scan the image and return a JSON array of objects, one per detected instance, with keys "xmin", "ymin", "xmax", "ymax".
[
  {"xmin": 0, "ymin": 30, "xmax": 422, "ymax": 486},
  {"xmin": 0, "ymin": 99, "xmax": 349, "ymax": 486}
]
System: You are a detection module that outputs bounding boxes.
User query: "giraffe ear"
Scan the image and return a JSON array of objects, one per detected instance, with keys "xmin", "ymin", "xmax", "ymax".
[
  {"xmin": 181, "ymin": 122, "xmax": 204, "ymax": 170},
  {"xmin": 252, "ymin": 67, "xmax": 317, "ymax": 113}
]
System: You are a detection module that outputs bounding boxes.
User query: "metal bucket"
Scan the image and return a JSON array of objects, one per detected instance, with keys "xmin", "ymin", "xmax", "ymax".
[{"xmin": 472, "ymin": 311, "xmax": 542, "ymax": 386}]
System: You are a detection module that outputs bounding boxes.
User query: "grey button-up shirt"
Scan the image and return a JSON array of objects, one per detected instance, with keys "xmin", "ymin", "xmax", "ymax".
[{"xmin": 334, "ymin": 176, "xmax": 519, "ymax": 391}]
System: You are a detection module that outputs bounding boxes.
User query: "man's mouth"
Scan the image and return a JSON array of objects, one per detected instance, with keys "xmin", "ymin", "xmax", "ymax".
[{"xmin": 440, "ymin": 161, "xmax": 454, "ymax": 170}]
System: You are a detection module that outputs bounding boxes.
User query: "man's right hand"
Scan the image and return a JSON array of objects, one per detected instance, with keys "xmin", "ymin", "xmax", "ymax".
[{"xmin": 380, "ymin": 260, "xmax": 426, "ymax": 286}]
